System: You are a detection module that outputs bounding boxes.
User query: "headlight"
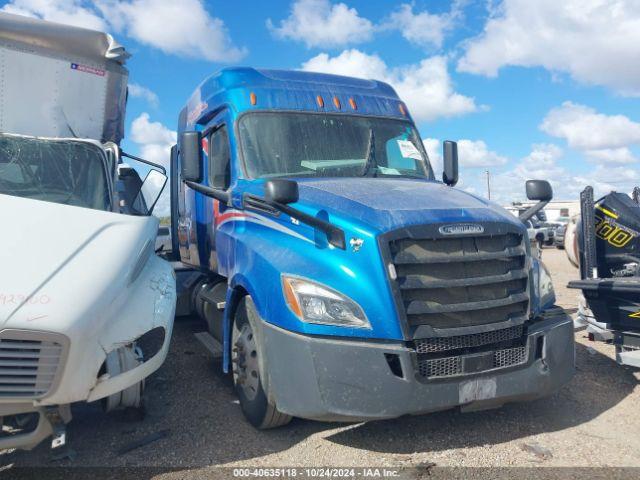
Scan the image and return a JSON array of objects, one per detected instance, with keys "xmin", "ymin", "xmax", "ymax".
[
  {"xmin": 536, "ymin": 260, "xmax": 556, "ymax": 310},
  {"xmin": 282, "ymin": 276, "xmax": 370, "ymax": 329}
]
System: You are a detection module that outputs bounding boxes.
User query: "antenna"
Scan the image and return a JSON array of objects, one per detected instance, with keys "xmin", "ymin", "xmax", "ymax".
[{"xmin": 485, "ymin": 170, "xmax": 491, "ymax": 200}]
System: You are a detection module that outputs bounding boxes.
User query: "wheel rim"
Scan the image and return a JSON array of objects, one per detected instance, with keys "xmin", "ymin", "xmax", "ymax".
[{"xmin": 232, "ymin": 322, "xmax": 260, "ymax": 401}]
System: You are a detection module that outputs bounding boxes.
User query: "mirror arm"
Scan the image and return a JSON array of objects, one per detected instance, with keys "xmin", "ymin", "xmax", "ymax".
[
  {"xmin": 186, "ymin": 181, "xmax": 230, "ymax": 204},
  {"xmin": 518, "ymin": 200, "xmax": 549, "ymax": 223},
  {"xmin": 273, "ymin": 202, "xmax": 346, "ymax": 250},
  {"xmin": 121, "ymin": 150, "xmax": 167, "ymax": 175},
  {"xmin": 246, "ymin": 193, "xmax": 346, "ymax": 250},
  {"xmin": 190, "ymin": 186, "xmax": 346, "ymax": 250}
]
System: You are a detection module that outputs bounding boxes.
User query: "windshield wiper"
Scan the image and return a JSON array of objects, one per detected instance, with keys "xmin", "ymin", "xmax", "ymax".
[
  {"xmin": 380, "ymin": 173, "xmax": 428, "ymax": 180},
  {"xmin": 360, "ymin": 129, "xmax": 376, "ymax": 177}
]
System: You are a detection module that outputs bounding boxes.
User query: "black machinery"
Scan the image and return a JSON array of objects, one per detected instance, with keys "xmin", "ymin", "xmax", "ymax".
[{"xmin": 568, "ymin": 186, "xmax": 640, "ymax": 367}]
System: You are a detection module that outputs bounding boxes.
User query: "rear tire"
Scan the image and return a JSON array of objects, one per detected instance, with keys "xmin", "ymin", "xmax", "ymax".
[{"xmin": 232, "ymin": 296, "xmax": 292, "ymax": 429}]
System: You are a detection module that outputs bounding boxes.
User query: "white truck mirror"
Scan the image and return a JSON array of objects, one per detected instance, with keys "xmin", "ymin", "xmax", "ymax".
[{"xmin": 134, "ymin": 169, "xmax": 167, "ymax": 215}]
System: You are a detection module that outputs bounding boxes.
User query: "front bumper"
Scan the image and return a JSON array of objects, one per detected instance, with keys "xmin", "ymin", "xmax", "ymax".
[
  {"xmin": 0, "ymin": 256, "xmax": 176, "ymax": 450},
  {"xmin": 262, "ymin": 311, "xmax": 575, "ymax": 422}
]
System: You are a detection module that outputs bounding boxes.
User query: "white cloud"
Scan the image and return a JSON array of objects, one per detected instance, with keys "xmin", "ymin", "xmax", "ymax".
[
  {"xmin": 383, "ymin": 3, "xmax": 457, "ymax": 49},
  {"xmin": 482, "ymin": 143, "xmax": 639, "ymax": 204},
  {"xmin": 574, "ymin": 165, "xmax": 640, "ymax": 197},
  {"xmin": 540, "ymin": 102, "xmax": 640, "ymax": 151},
  {"xmin": 488, "ymin": 144, "xmax": 568, "ymax": 203},
  {"xmin": 130, "ymin": 113, "xmax": 176, "ymax": 167},
  {"xmin": 585, "ymin": 147, "xmax": 637, "ymax": 165},
  {"xmin": 513, "ymin": 144, "xmax": 565, "ymax": 180},
  {"xmin": 128, "ymin": 83, "xmax": 159, "ymax": 107},
  {"xmin": 2, "ymin": 0, "xmax": 107, "ymax": 30},
  {"xmin": 422, "ymin": 138, "xmax": 442, "ymax": 173},
  {"xmin": 428, "ymin": 134, "xmax": 639, "ymax": 204},
  {"xmin": 129, "ymin": 113, "xmax": 176, "ymax": 216},
  {"xmin": 96, "ymin": 0, "xmax": 246, "ymax": 62},
  {"xmin": 268, "ymin": 0, "xmax": 373, "ymax": 48},
  {"xmin": 458, "ymin": 139, "xmax": 508, "ymax": 168},
  {"xmin": 423, "ymin": 138, "xmax": 507, "ymax": 172},
  {"xmin": 540, "ymin": 101, "xmax": 640, "ymax": 164},
  {"xmin": 457, "ymin": 0, "xmax": 640, "ymax": 96},
  {"xmin": 2, "ymin": 0, "xmax": 246, "ymax": 62},
  {"xmin": 302, "ymin": 49, "xmax": 386, "ymax": 78},
  {"xmin": 302, "ymin": 50, "xmax": 478, "ymax": 121}
]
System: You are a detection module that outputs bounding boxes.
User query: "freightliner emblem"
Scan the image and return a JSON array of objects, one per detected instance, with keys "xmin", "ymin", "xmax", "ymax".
[{"xmin": 439, "ymin": 224, "xmax": 484, "ymax": 235}]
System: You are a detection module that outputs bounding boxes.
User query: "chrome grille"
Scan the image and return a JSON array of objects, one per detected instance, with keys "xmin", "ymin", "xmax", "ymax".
[
  {"xmin": 418, "ymin": 345, "xmax": 529, "ymax": 379},
  {"xmin": 0, "ymin": 336, "xmax": 63, "ymax": 398},
  {"xmin": 389, "ymin": 230, "xmax": 529, "ymax": 329},
  {"xmin": 414, "ymin": 325, "xmax": 524, "ymax": 354}
]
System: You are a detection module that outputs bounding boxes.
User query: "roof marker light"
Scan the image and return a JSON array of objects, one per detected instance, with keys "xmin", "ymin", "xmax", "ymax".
[
  {"xmin": 333, "ymin": 96, "xmax": 341, "ymax": 109},
  {"xmin": 316, "ymin": 95, "xmax": 324, "ymax": 108},
  {"xmin": 250, "ymin": 92, "xmax": 257, "ymax": 106},
  {"xmin": 399, "ymin": 103, "xmax": 407, "ymax": 116},
  {"xmin": 349, "ymin": 98, "xmax": 357, "ymax": 110}
]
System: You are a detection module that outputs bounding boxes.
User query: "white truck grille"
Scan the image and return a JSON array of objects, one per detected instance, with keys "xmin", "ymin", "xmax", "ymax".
[{"xmin": 0, "ymin": 334, "xmax": 64, "ymax": 398}]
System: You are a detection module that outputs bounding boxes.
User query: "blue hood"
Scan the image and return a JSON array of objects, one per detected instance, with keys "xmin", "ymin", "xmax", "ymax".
[{"xmin": 295, "ymin": 178, "xmax": 523, "ymax": 233}]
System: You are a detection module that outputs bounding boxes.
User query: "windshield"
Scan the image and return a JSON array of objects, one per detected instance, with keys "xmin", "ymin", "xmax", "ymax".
[
  {"xmin": 239, "ymin": 112, "xmax": 433, "ymax": 179},
  {"xmin": 0, "ymin": 135, "xmax": 111, "ymax": 211}
]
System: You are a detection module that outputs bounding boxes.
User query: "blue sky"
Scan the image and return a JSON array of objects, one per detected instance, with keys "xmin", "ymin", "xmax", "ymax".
[{"xmin": 4, "ymin": 0, "xmax": 640, "ymax": 205}]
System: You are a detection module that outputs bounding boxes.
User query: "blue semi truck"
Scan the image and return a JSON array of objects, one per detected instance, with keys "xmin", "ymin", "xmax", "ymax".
[{"xmin": 170, "ymin": 68, "xmax": 575, "ymax": 428}]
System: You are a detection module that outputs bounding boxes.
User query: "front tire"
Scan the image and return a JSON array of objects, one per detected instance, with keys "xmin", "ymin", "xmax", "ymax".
[{"xmin": 231, "ymin": 296, "xmax": 292, "ymax": 429}]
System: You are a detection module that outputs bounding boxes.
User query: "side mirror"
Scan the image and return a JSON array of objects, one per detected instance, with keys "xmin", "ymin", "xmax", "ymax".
[
  {"xmin": 180, "ymin": 131, "xmax": 202, "ymax": 182},
  {"xmin": 526, "ymin": 180, "xmax": 553, "ymax": 202},
  {"xmin": 442, "ymin": 140, "xmax": 458, "ymax": 187},
  {"xmin": 133, "ymin": 169, "xmax": 168, "ymax": 215},
  {"xmin": 265, "ymin": 179, "xmax": 299, "ymax": 204},
  {"xmin": 519, "ymin": 179, "xmax": 553, "ymax": 223}
]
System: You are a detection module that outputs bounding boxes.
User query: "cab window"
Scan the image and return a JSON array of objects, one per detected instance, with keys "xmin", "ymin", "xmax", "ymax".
[{"xmin": 209, "ymin": 125, "xmax": 231, "ymax": 189}]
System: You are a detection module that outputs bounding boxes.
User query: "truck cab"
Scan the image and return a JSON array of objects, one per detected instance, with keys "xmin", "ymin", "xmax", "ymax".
[
  {"xmin": 173, "ymin": 67, "xmax": 575, "ymax": 428},
  {"xmin": 0, "ymin": 12, "xmax": 176, "ymax": 451}
]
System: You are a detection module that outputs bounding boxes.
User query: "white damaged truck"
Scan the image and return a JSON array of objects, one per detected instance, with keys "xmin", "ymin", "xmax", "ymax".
[{"xmin": 0, "ymin": 13, "xmax": 176, "ymax": 450}]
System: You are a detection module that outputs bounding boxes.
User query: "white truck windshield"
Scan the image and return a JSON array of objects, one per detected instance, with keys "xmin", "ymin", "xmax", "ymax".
[
  {"xmin": 239, "ymin": 113, "xmax": 433, "ymax": 180},
  {"xmin": 0, "ymin": 135, "xmax": 111, "ymax": 211}
]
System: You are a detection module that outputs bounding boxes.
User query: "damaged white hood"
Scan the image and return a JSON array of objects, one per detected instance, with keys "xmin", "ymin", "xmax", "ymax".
[{"xmin": 0, "ymin": 194, "xmax": 158, "ymax": 331}]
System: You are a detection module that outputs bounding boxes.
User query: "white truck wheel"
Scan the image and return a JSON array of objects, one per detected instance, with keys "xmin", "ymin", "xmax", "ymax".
[{"xmin": 102, "ymin": 345, "xmax": 145, "ymax": 412}]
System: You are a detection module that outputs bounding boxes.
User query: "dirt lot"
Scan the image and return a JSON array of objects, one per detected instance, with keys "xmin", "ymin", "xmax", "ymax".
[{"xmin": 2, "ymin": 248, "xmax": 640, "ymax": 474}]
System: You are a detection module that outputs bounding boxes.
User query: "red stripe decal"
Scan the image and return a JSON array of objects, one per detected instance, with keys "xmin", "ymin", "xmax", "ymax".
[{"xmin": 216, "ymin": 212, "xmax": 249, "ymax": 226}]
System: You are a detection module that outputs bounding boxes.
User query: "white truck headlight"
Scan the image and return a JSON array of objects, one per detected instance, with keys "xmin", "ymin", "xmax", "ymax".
[
  {"xmin": 282, "ymin": 276, "xmax": 370, "ymax": 329},
  {"xmin": 537, "ymin": 260, "xmax": 556, "ymax": 308}
]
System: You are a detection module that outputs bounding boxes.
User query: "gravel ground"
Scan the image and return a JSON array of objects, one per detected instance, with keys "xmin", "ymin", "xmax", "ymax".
[{"xmin": 2, "ymin": 248, "xmax": 640, "ymax": 474}]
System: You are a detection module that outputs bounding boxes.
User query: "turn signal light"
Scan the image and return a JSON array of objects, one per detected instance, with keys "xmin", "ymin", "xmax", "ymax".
[{"xmin": 282, "ymin": 278, "xmax": 303, "ymax": 318}]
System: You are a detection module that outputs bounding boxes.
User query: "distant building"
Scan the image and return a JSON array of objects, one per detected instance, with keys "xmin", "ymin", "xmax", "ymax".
[{"xmin": 504, "ymin": 200, "xmax": 581, "ymax": 222}]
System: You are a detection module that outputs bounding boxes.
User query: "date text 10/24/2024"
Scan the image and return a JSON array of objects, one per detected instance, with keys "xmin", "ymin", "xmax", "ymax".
[{"xmin": 232, "ymin": 468, "xmax": 404, "ymax": 478}]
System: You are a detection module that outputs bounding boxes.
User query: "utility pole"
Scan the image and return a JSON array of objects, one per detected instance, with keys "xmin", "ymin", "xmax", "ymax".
[{"xmin": 485, "ymin": 170, "xmax": 491, "ymax": 200}]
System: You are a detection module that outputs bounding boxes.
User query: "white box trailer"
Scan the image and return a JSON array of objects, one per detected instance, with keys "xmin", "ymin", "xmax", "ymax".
[
  {"xmin": 0, "ymin": 11, "xmax": 128, "ymax": 143},
  {"xmin": 0, "ymin": 13, "xmax": 176, "ymax": 451}
]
